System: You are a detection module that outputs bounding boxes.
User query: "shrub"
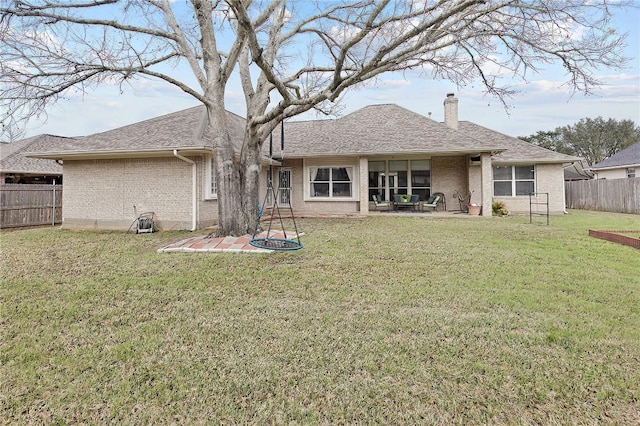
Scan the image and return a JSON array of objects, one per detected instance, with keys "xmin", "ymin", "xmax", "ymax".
[{"xmin": 492, "ymin": 200, "xmax": 510, "ymax": 216}]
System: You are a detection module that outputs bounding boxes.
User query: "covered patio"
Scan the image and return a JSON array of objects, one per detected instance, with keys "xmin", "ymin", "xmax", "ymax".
[{"xmin": 358, "ymin": 153, "xmax": 493, "ymax": 217}]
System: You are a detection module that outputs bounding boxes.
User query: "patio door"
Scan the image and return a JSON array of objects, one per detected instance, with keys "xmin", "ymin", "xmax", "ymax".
[
  {"xmin": 278, "ymin": 168, "xmax": 292, "ymax": 207},
  {"xmin": 379, "ymin": 172, "xmax": 398, "ymax": 200}
]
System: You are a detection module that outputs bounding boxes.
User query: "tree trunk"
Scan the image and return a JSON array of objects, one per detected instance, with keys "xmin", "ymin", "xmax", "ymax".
[
  {"xmin": 214, "ymin": 142, "xmax": 244, "ymax": 236},
  {"xmin": 207, "ymin": 103, "xmax": 245, "ymax": 237},
  {"xmin": 240, "ymin": 134, "xmax": 262, "ymax": 235},
  {"xmin": 209, "ymin": 103, "xmax": 263, "ymax": 237}
]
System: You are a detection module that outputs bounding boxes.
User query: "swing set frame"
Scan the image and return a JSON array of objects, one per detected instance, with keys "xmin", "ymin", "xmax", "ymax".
[{"xmin": 249, "ymin": 120, "xmax": 303, "ymax": 251}]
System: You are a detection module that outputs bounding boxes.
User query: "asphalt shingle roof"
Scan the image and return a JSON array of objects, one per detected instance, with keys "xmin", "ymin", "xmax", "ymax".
[
  {"xmin": 1, "ymin": 135, "xmax": 64, "ymax": 175},
  {"xmin": 25, "ymin": 103, "xmax": 578, "ymax": 166},
  {"xmin": 279, "ymin": 104, "xmax": 506, "ymax": 157},
  {"xmin": 28, "ymin": 106, "xmax": 247, "ymax": 157},
  {"xmin": 457, "ymin": 122, "xmax": 580, "ymax": 164},
  {"xmin": 591, "ymin": 142, "xmax": 640, "ymax": 169},
  {"xmin": 563, "ymin": 160, "xmax": 593, "ymax": 181}
]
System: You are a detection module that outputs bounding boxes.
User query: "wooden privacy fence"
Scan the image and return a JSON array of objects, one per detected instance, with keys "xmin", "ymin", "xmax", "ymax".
[
  {"xmin": 0, "ymin": 184, "xmax": 63, "ymax": 228},
  {"xmin": 565, "ymin": 178, "xmax": 639, "ymax": 215}
]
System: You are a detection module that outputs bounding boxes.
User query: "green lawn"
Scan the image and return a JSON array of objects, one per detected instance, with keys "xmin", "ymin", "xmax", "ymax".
[{"xmin": 1, "ymin": 210, "xmax": 639, "ymax": 424}]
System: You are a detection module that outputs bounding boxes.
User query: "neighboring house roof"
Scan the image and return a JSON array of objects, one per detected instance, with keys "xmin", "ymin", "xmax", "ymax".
[
  {"xmin": 29, "ymin": 106, "xmax": 247, "ymax": 159},
  {"xmin": 457, "ymin": 122, "xmax": 581, "ymax": 164},
  {"xmin": 1, "ymin": 135, "xmax": 64, "ymax": 175},
  {"xmin": 563, "ymin": 160, "xmax": 594, "ymax": 181},
  {"xmin": 280, "ymin": 104, "xmax": 507, "ymax": 157},
  {"xmin": 590, "ymin": 142, "xmax": 640, "ymax": 170}
]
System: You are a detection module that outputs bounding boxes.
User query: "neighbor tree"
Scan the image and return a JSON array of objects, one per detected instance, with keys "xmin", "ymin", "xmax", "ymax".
[
  {"xmin": 0, "ymin": 0, "xmax": 632, "ymax": 236},
  {"xmin": 520, "ymin": 117, "xmax": 640, "ymax": 166},
  {"xmin": 559, "ymin": 117, "xmax": 640, "ymax": 166},
  {"xmin": 519, "ymin": 130, "xmax": 570, "ymax": 155}
]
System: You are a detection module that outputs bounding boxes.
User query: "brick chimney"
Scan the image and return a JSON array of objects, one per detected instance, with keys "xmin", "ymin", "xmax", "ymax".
[{"xmin": 444, "ymin": 93, "xmax": 458, "ymax": 130}]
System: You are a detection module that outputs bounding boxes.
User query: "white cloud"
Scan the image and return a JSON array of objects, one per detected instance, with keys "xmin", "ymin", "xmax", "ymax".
[
  {"xmin": 522, "ymin": 79, "xmax": 568, "ymax": 93},
  {"xmin": 598, "ymin": 73, "xmax": 640, "ymax": 82}
]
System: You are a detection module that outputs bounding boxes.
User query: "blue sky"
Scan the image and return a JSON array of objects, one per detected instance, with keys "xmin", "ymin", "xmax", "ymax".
[{"xmin": 21, "ymin": 4, "xmax": 640, "ymax": 139}]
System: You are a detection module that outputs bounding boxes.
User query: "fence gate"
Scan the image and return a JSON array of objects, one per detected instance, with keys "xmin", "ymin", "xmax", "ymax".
[{"xmin": 0, "ymin": 183, "xmax": 63, "ymax": 228}]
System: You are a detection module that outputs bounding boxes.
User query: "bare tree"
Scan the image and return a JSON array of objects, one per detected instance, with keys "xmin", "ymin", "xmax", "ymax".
[
  {"xmin": 0, "ymin": 0, "xmax": 632, "ymax": 235},
  {"xmin": 1, "ymin": 111, "xmax": 24, "ymax": 143}
]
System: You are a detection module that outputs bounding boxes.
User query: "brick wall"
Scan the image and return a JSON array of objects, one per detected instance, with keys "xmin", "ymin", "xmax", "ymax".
[
  {"xmin": 277, "ymin": 157, "xmax": 569, "ymax": 216},
  {"xmin": 285, "ymin": 158, "xmax": 304, "ymax": 210},
  {"xmin": 197, "ymin": 155, "xmax": 218, "ymax": 228},
  {"xmin": 492, "ymin": 163, "xmax": 566, "ymax": 214},
  {"xmin": 589, "ymin": 230, "xmax": 640, "ymax": 249},
  {"xmin": 63, "ymin": 157, "xmax": 195, "ymax": 230},
  {"xmin": 432, "ymin": 155, "xmax": 468, "ymax": 210}
]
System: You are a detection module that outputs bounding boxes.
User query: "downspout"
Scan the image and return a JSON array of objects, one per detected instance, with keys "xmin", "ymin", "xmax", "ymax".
[
  {"xmin": 562, "ymin": 168, "xmax": 568, "ymax": 214},
  {"xmin": 173, "ymin": 150, "xmax": 197, "ymax": 231}
]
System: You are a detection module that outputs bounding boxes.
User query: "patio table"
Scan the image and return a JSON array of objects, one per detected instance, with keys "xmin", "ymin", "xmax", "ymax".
[{"xmin": 392, "ymin": 194, "xmax": 420, "ymax": 211}]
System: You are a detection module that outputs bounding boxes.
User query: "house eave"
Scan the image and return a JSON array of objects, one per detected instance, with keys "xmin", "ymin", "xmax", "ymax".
[
  {"xmin": 492, "ymin": 158, "xmax": 581, "ymax": 165},
  {"xmin": 284, "ymin": 147, "xmax": 507, "ymax": 159},
  {"xmin": 27, "ymin": 146, "xmax": 213, "ymax": 160},
  {"xmin": 0, "ymin": 169, "xmax": 62, "ymax": 175},
  {"xmin": 589, "ymin": 163, "xmax": 640, "ymax": 171},
  {"xmin": 28, "ymin": 146, "xmax": 274, "ymax": 166}
]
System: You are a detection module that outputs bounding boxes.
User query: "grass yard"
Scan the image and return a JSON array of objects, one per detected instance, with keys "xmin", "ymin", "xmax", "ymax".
[{"xmin": 1, "ymin": 210, "xmax": 639, "ymax": 424}]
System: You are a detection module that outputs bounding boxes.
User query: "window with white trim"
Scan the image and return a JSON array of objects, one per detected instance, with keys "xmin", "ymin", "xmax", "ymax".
[
  {"xmin": 206, "ymin": 156, "xmax": 217, "ymax": 199},
  {"xmin": 493, "ymin": 165, "xmax": 535, "ymax": 196},
  {"xmin": 627, "ymin": 167, "xmax": 636, "ymax": 178},
  {"xmin": 309, "ymin": 166, "xmax": 353, "ymax": 198}
]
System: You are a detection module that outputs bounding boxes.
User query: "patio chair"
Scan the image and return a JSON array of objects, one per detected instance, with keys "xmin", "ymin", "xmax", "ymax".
[
  {"xmin": 372, "ymin": 194, "xmax": 391, "ymax": 211},
  {"xmin": 421, "ymin": 194, "xmax": 441, "ymax": 212},
  {"xmin": 431, "ymin": 192, "xmax": 446, "ymax": 211}
]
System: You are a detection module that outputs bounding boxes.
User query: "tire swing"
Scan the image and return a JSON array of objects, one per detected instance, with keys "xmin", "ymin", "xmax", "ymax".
[{"xmin": 250, "ymin": 120, "xmax": 303, "ymax": 251}]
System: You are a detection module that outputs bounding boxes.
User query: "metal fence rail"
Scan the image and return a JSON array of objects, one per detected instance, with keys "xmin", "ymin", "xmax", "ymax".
[
  {"xmin": 565, "ymin": 178, "xmax": 639, "ymax": 215},
  {"xmin": 0, "ymin": 184, "xmax": 63, "ymax": 228}
]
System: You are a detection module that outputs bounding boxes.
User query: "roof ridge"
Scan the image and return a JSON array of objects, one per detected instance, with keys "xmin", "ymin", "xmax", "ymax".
[{"xmin": 340, "ymin": 103, "xmax": 432, "ymax": 121}]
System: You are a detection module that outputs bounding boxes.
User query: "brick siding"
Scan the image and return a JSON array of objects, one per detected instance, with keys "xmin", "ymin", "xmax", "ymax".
[
  {"xmin": 492, "ymin": 163, "xmax": 567, "ymax": 214},
  {"xmin": 63, "ymin": 157, "xmax": 194, "ymax": 230}
]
